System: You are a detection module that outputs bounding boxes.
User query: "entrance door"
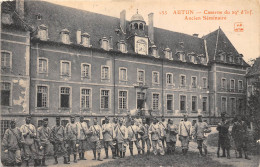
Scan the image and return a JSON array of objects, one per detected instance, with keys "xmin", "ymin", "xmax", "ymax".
[{"xmin": 137, "ymin": 92, "xmax": 145, "ymax": 109}]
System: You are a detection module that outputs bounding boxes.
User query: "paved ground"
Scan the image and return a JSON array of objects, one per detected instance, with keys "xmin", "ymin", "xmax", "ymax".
[{"xmin": 41, "ymin": 139, "xmax": 259, "ymax": 167}]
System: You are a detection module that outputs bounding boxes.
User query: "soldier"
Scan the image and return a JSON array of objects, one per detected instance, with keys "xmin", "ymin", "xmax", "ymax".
[
  {"xmin": 115, "ymin": 118, "xmax": 128, "ymax": 158},
  {"xmin": 159, "ymin": 116, "xmax": 167, "ymax": 150},
  {"xmin": 102, "ymin": 116, "xmax": 116, "ymax": 159},
  {"xmin": 89, "ymin": 117, "xmax": 103, "ymax": 161},
  {"xmin": 65, "ymin": 115, "xmax": 79, "ymax": 163},
  {"xmin": 128, "ymin": 119, "xmax": 142, "ymax": 155},
  {"xmin": 37, "ymin": 118, "xmax": 51, "ymax": 166},
  {"xmin": 232, "ymin": 115, "xmax": 251, "ymax": 160},
  {"xmin": 50, "ymin": 117, "xmax": 69, "ymax": 164},
  {"xmin": 112, "ymin": 117, "xmax": 119, "ymax": 157},
  {"xmin": 178, "ymin": 114, "xmax": 192, "ymax": 155},
  {"xmin": 139, "ymin": 118, "xmax": 151, "ymax": 154},
  {"xmin": 193, "ymin": 115, "xmax": 211, "ymax": 157},
  {"xmin": 2, "ymin": 119, "xmax": 24, "ymax": 166},
  {"xmin": 217, "ymin": 112, "xmax": 231, "ymax": 159},
  {"xmin": 166, "ymin": 119, "xmax": 178, "ymax": 155},
  {"xmin": 77, "ymin": 116, "xmax": 89, "ymax": 160},
  {"xmin": 149, "ymin": 117, "xmax": 165, "ymax": 155},
  {"xmin": 20, "ymin": 116, "xmax": 37, "ymax": 166}
]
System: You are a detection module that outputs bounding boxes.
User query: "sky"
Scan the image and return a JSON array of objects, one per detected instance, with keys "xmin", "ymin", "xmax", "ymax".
[{"xmin": 44, "ymin": 0, "xmax": 260, "ymax": 62}]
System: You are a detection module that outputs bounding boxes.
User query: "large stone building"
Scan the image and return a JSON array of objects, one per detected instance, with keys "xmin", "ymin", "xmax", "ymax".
[{"xmin": 0, "ymin": 0, "xmax": 249, "ymax": 135}]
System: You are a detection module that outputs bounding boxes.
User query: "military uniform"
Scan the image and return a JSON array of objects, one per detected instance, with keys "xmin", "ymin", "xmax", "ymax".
[
  {"xmin": 139, "ymin": 123, "xmax": 151, "ymax": 154},
  {"xmin": 159, "ymin": 120, "xmax": 167, "ymax": 150},
  {"xmin": 149, "ymin": 122, "xmax": 164, "ymax": 155},
  {"xmin": 178, "ymin": 120, "xmax": 192, "ymax": 154},
  {"xmin": 65, "ymin": 120, "xmax": 79, "ymax": 162},
  {"xmin": 2, "ymin": 120, "xmax": 24, "ymax": 166},
  {"xmin": 102, "ymin": 118, "xmax": 116, "ymax": 159},
  {"xmin": 115, "ymin": 123, "xmax": 127, "ymax": 158},
  {"xmin": 128, "ymin": 124, "xmax": 141, "ymax": 155},
  {"xmin": 232, "ymin": 119, "xmax": 251, "ymax": 159},
  {"xmin": 166, "ymin": 122, "xmax": 178, "ymax": 154},
  {"xmin": 77, "ymin": 120, "xmax": 89, "ymax": 160},
  {"xmin": 217, "ymin": 118, "xmax": 231, "ymax": 158},
  {"xmin": 89, "ymin": 122, "xmax": 103, "ymax": 161}
]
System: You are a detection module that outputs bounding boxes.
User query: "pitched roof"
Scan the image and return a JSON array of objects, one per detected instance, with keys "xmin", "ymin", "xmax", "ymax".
[{"xmin": 246, "ymin": 57, "xmax": 260, "ymax": 77}]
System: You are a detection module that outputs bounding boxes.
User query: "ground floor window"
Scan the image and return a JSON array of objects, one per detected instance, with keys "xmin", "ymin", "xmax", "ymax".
[{"xmin": 152, "ymin": 93, "xmax": 159, "ymax": 110}]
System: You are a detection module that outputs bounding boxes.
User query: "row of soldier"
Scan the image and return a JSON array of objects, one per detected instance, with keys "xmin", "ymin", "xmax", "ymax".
[{"xmin": 1, "ymin": 113, "xmax": 250, "ymax": 166}]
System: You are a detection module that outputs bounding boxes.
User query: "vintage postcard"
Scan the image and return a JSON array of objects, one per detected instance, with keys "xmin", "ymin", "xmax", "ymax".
[{"xmin": 0, "ymin": 0, "xmax": 259, "ymax": 166}]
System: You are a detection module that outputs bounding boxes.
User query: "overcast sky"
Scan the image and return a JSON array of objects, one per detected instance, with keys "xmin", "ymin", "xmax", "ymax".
[{"xmin": 44, "ymin": 0, "xmax": 260, "ymax": 62}]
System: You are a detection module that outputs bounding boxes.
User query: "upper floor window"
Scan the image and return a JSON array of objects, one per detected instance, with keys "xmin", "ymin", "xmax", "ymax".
[
  {"xmin": 202, "ymin": 97, "xmax": 207, "ymax": 112},
  {"xmin": 60, "ymin": 29, "xmax": 70, "ymax": 44},
  {"xmin": 137, "ymin": 69, "xmax": 145, "ymax": 83},
  {"xmin": 167, "ymin": 94, "xmax": 173, "ymax": 111},
  {"xmin": 38, "ymin": 58, "xmax": 48, "ymax": 73},
  {"xmin": 229, "ymin": 55, "xmax": 234, "ymax": 63},
  {"xmin": 166, "ymin": 73, "xmax": 173, "ymax": 85},
  {"xmin": 191, "ymin": 96, "xmax": 197, "ymax": 112},
  {"xmin": 81, "ymin": 63, "xmax": 91, "ymax": 79},
  {"xmin": 220, "ymin": 54, "xmax": 225, "ymax": 62},
  {"xmin": 60, "ymin": 87, "xmax": 70, "ymax": 108},
  {"xmin": 119, "ymin": 90, "xmax": 127, "ymax": 109},
  {"xmin": 180, "ymin": 75, "xmax": 186, "ymax": 87},
  {"xmin": 81, "ymin": 88, "xmax": 91, "ymax": 109},
  {"xmin": 1, "ymin": 82, "xmax": 11, "ymax": 106},
  {"xmin": 190, "ymin": 54, "xmax": 195, "ymax": 63},
  {"xmin": 221, "ymin": 78, "xmax": 226, "ymax": 89},
  {"xmin": 101, "ymin": 37, "xmax": 109, "ymax": 51},
  {"xmin": 101, "ymin": 90, "xmax": 110, "ymax": 109},
  {"xmin": 152, "ymin": 71, "xmax": 159, "ymax": 84},
  {"xmin": 37, "ymin": 24, "xmax": 48, "ymax": 41},
  {"xmin": 60, "ymin": 61, "xmax": 71, "ymax": 77},
  {"xmin": 1, "ymin": 51, "xmax": 11, "ymax": 69},
  {"xmin": 152, "ymin": 93, "xmax": 159, "ymax": 110},
  {"xmin": 179, "ymin": 52, "xmax": 185, "ymax": 62},
  {"xmin": 191, "ymin": 76, "xmax": 197, "ymax": 88},
  {"xmin": 180, "ymin": 95, "xmax": 186, "ymax": 111},
  {"xmin": 151, "ymin": 45, "xmax": 159, "ymax": 58},
  {"xmin": 118, "ymin": 41, "xmax": 127, "ymax": 53},
  {"xmin": 81, "ymin": 33, "xmax": 90, "ymax": 47},
  {"xmin": 230, "ymin": 79, "xmax": 235, "ymax": 90},
  {"xmin": 164, "ymin": 48, "xmax": 173, "ymax": 60},
  {"xmin": 37, "ymin": 86, "xmax": 48, "ymax": 108},
  {"xmin": 119, "ymin": 68, "xmax": 127, "ymax": 81},
  {"xmin": 221, "ymin": 97, "xmax": 227, "ymax": 113},
  {"xmin": 238, "ymin": 80, "xmax": 243, "ymax": 90},
  {"xmin": 101, "ymin": 66, "xmax": 110, "ymax": 80}
]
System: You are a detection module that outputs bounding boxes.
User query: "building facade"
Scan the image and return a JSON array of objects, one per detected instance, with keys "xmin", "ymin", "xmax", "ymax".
[{"xmin": 1, "ymin": 1, "xmax": 249, "ymax": 134}]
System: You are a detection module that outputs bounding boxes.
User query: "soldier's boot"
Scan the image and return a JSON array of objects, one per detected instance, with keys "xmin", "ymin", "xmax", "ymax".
[
  {"xmin": 25, "ymin": 160, "xmax": 29, "ymax": 167},
  {"xmin": 78, "ymin": 153, "xmax": 81, "ymax": 160},
  {"xmin": 142, "ymin": 150, "xmax": 145, "ymax": 155},
  {"xmin": 245, "ymin": 152, "xmax": 251, "ymax": 160},
  {"xmin": 227, "ymin": 149, "xmax": 231, "ymax": 159},
  {"xmin": 204, "ymin": 148, "xmax": 208, "ymax": 156},
  {"xmin": 185, "ymin": 149, "xmax": 188, "ymax": 155},
  {"xmin": 147, "ymin": 150, "xmax": 150, "ymax": 155},
  {"xmin": 120, "ymin": 151, "xmax": 123, "ymax": 158},
  {"xmin": 199, "ymin": 148, "xmax": 203, "ymax": 157},
  {"xmin": 97, "ymin": 153, "xmax": 103, "ymax": 161},
  {"xmin": 182, "ymin": 149, "xmax": 185, "ymax": 155},
  {"xmin": 54, "ymin": 156, "xmax": 58, "ymax": 164},
  {"xmin": 68, "ymin": 155, "xmax": 70, "ymax": 162},
  {"xmin": 112, "ymin": 151, "xmax": 116, "ymax": 159},
  {"xmin": 16, "ymin": 162, "xmax": 22, "ymax": 166},
  {"xmin": 221, "ymin": 148, "xmax": 226, "ymax": 157},
  {"xmin": 82, "ymin": 153, "xmax": 87, "ymax": 160},
  {"xmin": 104, "ymin": 149, "xmax": 109, "ymax": 159},
  {"xmin": 34, "ymin": 159, "xmax": 38, "ymax": 167},
  {"xmin": 64, "ymin": 157, "xmax": 70, "ymax": 164},
  {"xmin": 123, "ymin": 152, "xmax": 125, "ymax": 158},
  {"xmin": 130, "ymin": 148, "xmax": 133, "ymax": 156},
  {"xmin": 42, "ymin": 158, "xmax": 47, "ymax": 166},
  {"xmin": 238, "ymin": 150, "xmax": 243, "ymax": 158},
  {"xmin": 74, "ymin": 154, "xmax": 77, "ymax": 163},
  {"xmin": 138, "ymin": 150, "xmax": 141, "ymax": 155},
  {"xmin": 92, "ymin": 150, "xmax": 96, "ymax": 160}
]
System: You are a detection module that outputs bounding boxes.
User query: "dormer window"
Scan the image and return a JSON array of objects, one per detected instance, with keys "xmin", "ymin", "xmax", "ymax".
[
  {"xmin": 198, "ymin": 54, "xmax": 206, "ymax": 64},
  {"xmin": 81, "ymin": 32, "xmax": 90, "ymax": 47},
  {"xmin": 220, "ymin": 54, "xmax": 225, "ymax": 62},
  {"xmin": 37, "ymin": 24, "xmax": 48, "ymax": 41},
  {"xmin": 60, "ymin": 29, "xmax": 70, "ymax": 44},
  {"xmin": 179, "ymin": 52, "xmax": 185, "ymax": 62},
  {"xmin": 118, "ymin": 40, "xmax": 127, "ymax": 53},
  {"xmin": 101, "ymin": 37, "xmax": 109, "ymax": 51},
  {"xmin": 189, "ymin": 53, "xmax": 196, "ymax": 63},
  {"xmin": 151, "ymin": 45, "xmax": 159, "ymax": 58},
  {"xmin": 164, "ymin": 48, "xmax": 172, "ymax": 60},
  {"xmin": 229, "ymin": 55, "xmax": 234, "ymax": 63},
  {"xmin": 139, "ymin": 23, "xmax": 144, "ymax": 30}
]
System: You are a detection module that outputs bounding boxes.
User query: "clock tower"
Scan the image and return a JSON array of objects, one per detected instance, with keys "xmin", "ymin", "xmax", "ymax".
[{"xmin": 129, "ymin": 10, "xmax": 148, "ymax": 55}]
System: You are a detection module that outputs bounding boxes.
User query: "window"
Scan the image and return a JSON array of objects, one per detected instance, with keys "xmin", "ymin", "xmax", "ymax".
[
  {"xmin": 38, "ymin": 58, "xmax": 48, "ymax": 73},
  {"xmin": 221, "ymin": 97, "xmax": 227, "ymax": 113},
  {"xmin": 191, "ymin": 96, "xmax": 197, "ymax": 112},
  {"xmin": 164, "ymin": 48, "xmax": 172, "ymax": 60},
  {"xmin": 101, "ymin": 38, "xmax": 109, "ymax": 51},
  {"xmin": 38, "ymin": 24, "xmax": 48, "ymax": 41},
  {"xmin": 238, "ymin": 99, "xmax": 243, "ymax": 113},
  {"xmin": 81, "ymin": 64, "xmax": 91, "ymax": 79},
  {"xmin": 180, "ymin": 95, "xmax": 186, "ymax": 111},
  {"xmin": 202, "ymin": 78, "xmax": 207, "ymax": 88},
  {"xmin": 37, "ymin": 86, "xmax": 48, "ymax": 107},
  {"xmin": 238, "ymin": 80, "xmax": 243, "ymax": 90},
  {"xmin": 202, "ymin": 97, "xmax": 207, "ymax": 112},
  {"xmin": 60, "ymin": 29, "xmax": 70, "ymax": 44},
  {"xmin": 180, "ymin": 75, "xmax": 186, "ymax": 87},
  {"xmin": 1, "ymin": 51, "xmax": 11, "ymax": 68},
  {"xmin": 60, "ymin": 87, "xmax": 70, "ymax": 108},
  {"xmin": 230, "ymin": 79, "xmax": 235, "ymax": 90},
  {"xmin": 221, "ymin": 78, "xmax": 226, "ymax": 89},
  {"xmin": 81, "ymin": 33, "xmax": 90, "ymax": 47},
  {"xmin": 81, "ymin": 88, "xmax": 91, "ymax": 109},
  {"xmin": 137, "ymin": 70, "xmax": 145, "ymax": 83},
  {"xmin": 1, "ymin": 82, "xmax": 11, "ymax": 106},
  {"xmin": 119, "ymin": 68, "xmax": 127, "ymax": 81},
  {"xmin": 166, "ymin": 73, "xmax": 173, "ymax": 85},
  {"xmin": 60, "ymin": 61, "xmax": 71, "ymax": 76},
  {"xmin": 230, "ymin": 98, "xmax": 236, "ymax": 115},
  {"xmin": 139, "ymin": 23, "xmax": 144, "ymax": 30},
  {"xmin": 220, "ymin": 54, "xmax": 225, "ymax": 61},
  {"xmin": 1, "ymin": 120, "xmax": 10, "ymax": 138},
  {"xmin": 119, "ymin": 41, "xmax": 127, "ymax": 53},
  {"xmin": 119, "ymin": 91, "xmax": 127, "ymax": 109},
  {"xmin": 151, "ymin": 46, "xmax": 158, "ymax": 58},
  {"xmin": 167, "ymin": 94, "xmax": 173, "ymax": 111},
  {"xmin": 152, "ymin": 93, "xmax": 159, "ymax": 110},
  {"xmin": 101, "ymin": 90, "xmax": 109, "ymax": 109},
  {"xmin": 101, "ymin": 66, "xmax": 110, "ymax": 80},
  {"xmin": 152, "ymin": 71, "xmax": 159, "ymax": 84},
  {"xmin": 179, "ymin": 53, "xmax": 185, "ymax": 62},
  {"xmin": 191, "ymin": 77, "xmax": 197, "ymax": 88},
  {"xmin": 229, "ymin": 55, "xmax": 234, "ymax": 63},
  {"xmin": 190, "ymin": 55, "xmax": 195, "ymax": 63}
]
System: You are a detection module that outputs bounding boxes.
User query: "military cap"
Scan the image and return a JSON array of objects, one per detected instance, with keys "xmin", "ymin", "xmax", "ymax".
[
  {"xmin": 10, "ymin": 119, "xmax": 16, "ymax": 123},
  {"xmin": 56, "ymin": 117, "xmax": 61, "ymax": 121},
  {"xmin": 43, "ymin": 118, "xmax": 48, "ymax": 121},
  {"xmin": 119, "ymin": 118, "xmax": 123, "ymax": 122}
]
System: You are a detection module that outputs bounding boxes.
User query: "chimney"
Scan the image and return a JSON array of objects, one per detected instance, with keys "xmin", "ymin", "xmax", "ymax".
[
  {"xmin": 120, "ymin": 10, "xmax": 126, "ymax": 33},
  {"xmin": 16, "ymin": 0, "xmax": 24, "ymax": 19},
  {"xmin": 193, "ymin": 33, "xmax": 199, "ymax": 37},
  {"xmin": 76, "ymin": 30, "xmax": 82, "ymax": 44},
  {"xmin": 148, "ymin": 13, "xmax": 154, "ymax": 44}
]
